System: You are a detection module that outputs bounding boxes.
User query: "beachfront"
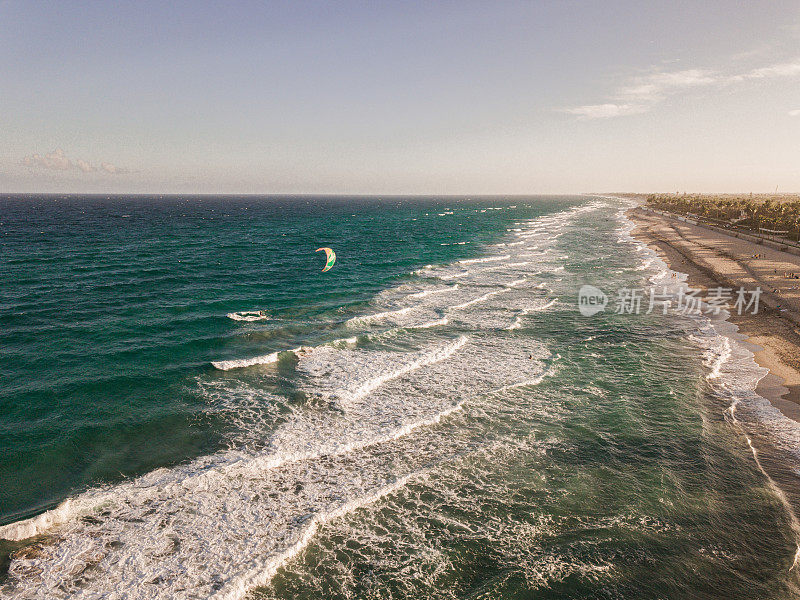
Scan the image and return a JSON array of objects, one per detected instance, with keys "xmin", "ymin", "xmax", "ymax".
[{"xmin": 629, "ymin": 205, "xmax": 800, "ymax": 418}]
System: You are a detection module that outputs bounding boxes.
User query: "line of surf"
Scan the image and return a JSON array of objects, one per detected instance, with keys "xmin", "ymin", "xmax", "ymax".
[
  {"xmin": 211, "ymin": 471, "xmax": 416, "ymax": 600},
  {"xmin": 451, "ymin": 288, "xmax": 510, "ymax": 310},
  {"xmin": 506, "ymin": 299, "xmax": 556, "ymax": 330},
  {"xmin": 408, "ymin": 285, "xmax": 458, "ymax": 299},
  {"xmin": 339, "ymin": 336, "xmax": 468, "ymax": 404},
  {"xmin": 458, "ymin": 254, "xmax": 510, "ymax": 265},
  {"xmin": 0, "ymin": 394, "xmax": 462, "ymax": 544},
  {"xmin": 346, "ymin": 306, "xmax": 413, "ymax": 326}
]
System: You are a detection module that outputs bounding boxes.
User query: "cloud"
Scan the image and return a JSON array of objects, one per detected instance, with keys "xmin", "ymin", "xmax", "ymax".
[
  {"xmin": 21, "ymin": 149, "xmax": 129, "ymax": 175},
  {"xmin": 75, "ymin": 159, "xmax": 96, "ymax": 173},
  {"xmin": 743, "ymin": 60, "xmax": 800, "ymax": 79},
  {"xmin": 563, "ymin": 57, "xmax": 800, "ymax": 119},
  {"xmin": 562, "ymin": 103, "xmax": 648, "ymax": 120},
  {"xmin": 790, "ymin": 109, "xmax": 800, "ymax": 117},
  {"xmin": 22, "ymin": 148, "xmax": 72, "ymax": 170},
  {"xmin": 100, "ymin": 162, "xmax": 129, "ymax": 174},
  {"xmin": 617, "ymin": 69, "xmax": 718, "ymax": 103}
]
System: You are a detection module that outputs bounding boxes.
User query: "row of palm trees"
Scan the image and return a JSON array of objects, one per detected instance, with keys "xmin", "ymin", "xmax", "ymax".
[{"xmin": 646, "ymin": 194, "xmax": 800, "ymax": 241}]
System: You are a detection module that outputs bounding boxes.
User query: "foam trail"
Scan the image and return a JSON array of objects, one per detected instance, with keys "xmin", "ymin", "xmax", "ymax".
[
  {"xmin": 346, "ymin": 306, "xmax": 413, "ymax": 326},
  {"xmin": 412, "ymin": 317, "xmax": 449, "ymax": 329},
  {"xmin": 490, "ymin": 366, "xmax": 555, "ymax": 394},
  {"xmin": 707, "ymin": 338, "xmax": 731, "ymax": 380},
  {"xmin": 728, "ymin": 400, "xmax": 800, "ymax": 573},
  {"xmin": 408, "ymin": 285, "xmax": 458, "ymax": 299},
  {"xmin": 459, "ymin": 255, "xmax": 510, "ymax": 265},
  {"xmin": 532, "ymin": 298, "xmax": 557, "ymax": 311},
  {"xmin": 451, "ymin": 289, "xmax": 509, "ymax": 310},
  {"xmin": 212, "ymin": 347, "xmax": 304, "ymax": 370},
  {"xmin": 260, "ymin": 401, "xmax": 467, "ymax": 474},
  {"xmin": 341, "ymin": 336, "xmax": 468, "ymax": 404},
  {"xmin": 440, "ymin": 271, "xmax": 470, "ymax": 280},
  {"xmin": 211, "ymin": 474, "xmax": 415, "ymax": 600},
  {"xmin": 212, "ymin": 336, "xmax": 359, "ymax": 371},
  {"xmin": 505, "ymin": 299, "xmax": 557, "ymax": 330}
]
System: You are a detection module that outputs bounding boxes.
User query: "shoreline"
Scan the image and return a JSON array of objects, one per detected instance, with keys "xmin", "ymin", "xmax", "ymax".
[{"xmin": 627, "ymin": 206, "xmax": 800, "ymax": 421}]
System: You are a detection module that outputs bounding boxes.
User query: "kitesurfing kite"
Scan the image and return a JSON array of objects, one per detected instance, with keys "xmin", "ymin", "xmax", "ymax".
[{"xmin": 316, "ymin": 247, "xmax": 336, "ymax": 272}]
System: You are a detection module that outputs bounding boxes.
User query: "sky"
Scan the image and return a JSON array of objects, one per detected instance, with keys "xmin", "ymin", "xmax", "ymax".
[{"xmin": 1, "ymin": 0, "xmax": 799, "ymax": 194}]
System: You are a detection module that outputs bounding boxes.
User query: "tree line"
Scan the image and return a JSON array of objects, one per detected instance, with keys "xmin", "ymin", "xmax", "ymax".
[{"xmin": 646, "ymin": 194, "xmax": 800, "ymax": 241}]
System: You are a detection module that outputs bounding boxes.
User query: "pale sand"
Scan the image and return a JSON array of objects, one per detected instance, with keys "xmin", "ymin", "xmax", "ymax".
[{"xmin": 628, "ymin": 207, "xmax": 800, "ymax": 421}]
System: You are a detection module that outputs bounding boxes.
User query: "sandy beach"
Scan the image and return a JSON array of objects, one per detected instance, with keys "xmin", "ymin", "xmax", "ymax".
[{"xmin": 628, "ymin": 206, "xmax": 800, "ymax": 420}]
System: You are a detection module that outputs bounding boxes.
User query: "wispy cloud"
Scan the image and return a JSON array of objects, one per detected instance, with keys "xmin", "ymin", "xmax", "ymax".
[
  {"xmin": 21, "ymin": 149, "xmax": 129, "ymax": 174},
  {"xmin": 616, "ymin": 69, "xmax": 718, "ymax": 103},
  {"xmin": 741, "ymin": 61, "xmax": 800, "ymax": 79},
  {"xmin": 563, "ymin": 103, "xmax": 648, "ymax": 120},
  {"xmin": 563, "ymin": 58, "xmax": 800, "ymax": 119}
]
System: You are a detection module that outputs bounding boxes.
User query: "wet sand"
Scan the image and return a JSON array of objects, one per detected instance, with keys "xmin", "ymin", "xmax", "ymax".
[{"xmin": 628, "ymin": 207, "xmax": 800, "ymax": 422}]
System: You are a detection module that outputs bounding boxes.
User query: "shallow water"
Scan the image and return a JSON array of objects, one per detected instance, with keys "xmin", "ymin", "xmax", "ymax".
[{"xmin": 1, "ymin": 195, "xmax": 799, "ymax": 599}]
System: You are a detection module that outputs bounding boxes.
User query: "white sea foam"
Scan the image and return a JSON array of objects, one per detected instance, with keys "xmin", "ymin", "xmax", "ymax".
[
  {"xmin": 413, "ymin": 317, "xmax": 449, "ymax": 329},
  {"xmin": 211, "ymin": 473, "xmax": 419, "ymax": 600},
  {"xmin": 227, "ymin": 311, "xmax": 270, "ymax": 322},
  {"xmin": 458, "ymin": 255, "xmax": 510, "ymax": 265},
  {"xmin": 490, "ymin": 365, "xmax": 556, "ymax": 393},
  {"xmin": 533, "ymin": 298, "xmax": 557, "ymax": 311},
  {"xmin": 506, "ymin": 312, "xmax": 527, "ymax": 331},
  {"xmin": 450, "ymin": 288, "xmax": 509, "ymax": 310},
  {"xmin": 303, "ymin": 336, "xmax": 468, "ymax": 406},
  {"xmin": 505, "ymin": 299, "xmax": 557, "ymax": 330},
  {"xmin": 346, "ymin": 306, "xmax": 414, "ymax": 326},
  {"xmin": 440, "ymin": 270, "xmax": 470, "ymax": 280},
  {"xmin": 212, "ymin": 336, "xmax": 359, "ymax": 371},
  {"xmin": 212, "ymin": 347, "xmax": 304, "ymax": 370},
  {"xmin": 408, "ymin": 285, "xmax": 458, "ymax": 299}
]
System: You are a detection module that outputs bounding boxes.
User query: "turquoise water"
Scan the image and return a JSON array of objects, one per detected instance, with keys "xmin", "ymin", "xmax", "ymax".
[{"xmin": 1, "ymin": 195, "xmax": 799, "ymax": 599}]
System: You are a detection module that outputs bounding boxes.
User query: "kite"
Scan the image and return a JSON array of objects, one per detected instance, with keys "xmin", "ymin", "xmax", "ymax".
[{"xmin": 316, "ymin": 247, "xmax": 336, "ymax": 272}]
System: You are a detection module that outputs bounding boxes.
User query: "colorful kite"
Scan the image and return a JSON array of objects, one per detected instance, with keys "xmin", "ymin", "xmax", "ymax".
[{"xmin": 316, "ymin": 247, "xmax": 336, "ymax": 272}]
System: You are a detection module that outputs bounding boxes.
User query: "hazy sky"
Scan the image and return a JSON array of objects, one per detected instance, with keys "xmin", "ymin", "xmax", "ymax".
[{"xmin": 2, "ymin": 1, "xmax": 799, "ymax": 194}]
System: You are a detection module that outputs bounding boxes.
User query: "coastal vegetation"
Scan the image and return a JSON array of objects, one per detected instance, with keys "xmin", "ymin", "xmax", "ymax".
[{"xmin": 642, "ymin": 194, "xmax": 800, "ymax": 241}]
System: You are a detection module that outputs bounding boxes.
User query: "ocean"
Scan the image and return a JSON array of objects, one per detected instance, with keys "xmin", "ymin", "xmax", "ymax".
[{"xmin": 1, "ymin": 194, "xmax": 799, "ymax": 599}]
